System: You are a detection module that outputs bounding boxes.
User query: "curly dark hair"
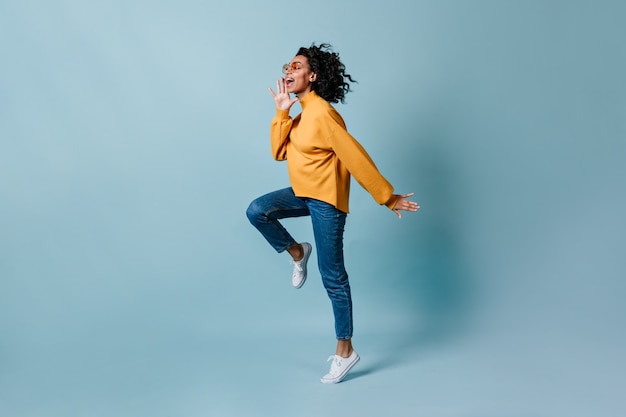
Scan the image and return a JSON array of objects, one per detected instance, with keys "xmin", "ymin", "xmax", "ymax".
[{"xmin": 296, "ymin": 43, "xmax": 356, "ymax": 104}]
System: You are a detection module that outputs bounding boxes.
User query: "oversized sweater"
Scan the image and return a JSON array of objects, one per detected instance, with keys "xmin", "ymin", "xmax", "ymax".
[{"xmin": 270, "ymin": 90, "xmax": 398, "ymax": 213}]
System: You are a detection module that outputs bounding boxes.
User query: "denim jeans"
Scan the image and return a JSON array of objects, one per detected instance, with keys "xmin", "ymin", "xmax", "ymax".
[{"xmin": 246, "ymin": 187, "xmax": 353, "ymax": 340}]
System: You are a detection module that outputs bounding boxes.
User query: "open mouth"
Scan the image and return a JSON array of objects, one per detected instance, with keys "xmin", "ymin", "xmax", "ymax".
[{"xmin": 285, "ymin": 77, "xmax": 294, "ymax": 88}]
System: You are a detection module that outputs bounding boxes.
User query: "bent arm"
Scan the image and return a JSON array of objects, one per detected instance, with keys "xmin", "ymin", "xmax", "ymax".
[{"xmin": 270, "ymin": 109, "xmax": 292, "ymax": 161}]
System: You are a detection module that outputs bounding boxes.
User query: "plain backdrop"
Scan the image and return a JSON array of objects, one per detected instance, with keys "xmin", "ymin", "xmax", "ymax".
[{"xmin": 1, "ymin": 1, "xmax": 625, "ymax": 416}]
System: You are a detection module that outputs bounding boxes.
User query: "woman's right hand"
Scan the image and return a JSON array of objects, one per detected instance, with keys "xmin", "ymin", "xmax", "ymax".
[{"xmin": 268, "ymin": 78, "xmax": 298, "ymax": 111}]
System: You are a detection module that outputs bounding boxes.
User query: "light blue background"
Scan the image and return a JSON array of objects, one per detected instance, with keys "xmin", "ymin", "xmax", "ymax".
[{"xmin": 1, "ymin": 1, "xmax": 624, "ymax": 416}]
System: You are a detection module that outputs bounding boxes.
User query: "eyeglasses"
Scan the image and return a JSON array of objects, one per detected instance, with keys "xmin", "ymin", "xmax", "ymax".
[{"xmin": 282, "ymin": 62, "xmax": 304, "ymax": 74}]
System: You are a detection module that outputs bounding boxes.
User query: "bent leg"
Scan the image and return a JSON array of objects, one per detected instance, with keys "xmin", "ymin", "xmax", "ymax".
[{"xmin": 246, "ymin": 187, "xmax": 309, "ymax": 253}]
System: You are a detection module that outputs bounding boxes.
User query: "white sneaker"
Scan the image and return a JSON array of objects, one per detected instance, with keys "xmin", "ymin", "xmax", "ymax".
[
  {"xmin": 291, "ymin": 242, "xmax": 312, "ymax": 289},
  {"xmin": 320, "ymin": 350, "xmax": 360, "ymax": 384}
]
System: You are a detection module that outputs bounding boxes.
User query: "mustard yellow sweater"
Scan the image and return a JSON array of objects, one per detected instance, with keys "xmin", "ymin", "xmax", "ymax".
[{"xmin": 270, "ymin": 91, "xmax": 398, "ymax": 213}]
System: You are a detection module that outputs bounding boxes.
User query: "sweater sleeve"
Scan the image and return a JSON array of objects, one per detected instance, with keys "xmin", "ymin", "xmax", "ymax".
[
  {"xmin": 325, "ymin": 114, "xmax": 397, "ymax": 209},
  {"xmin": 270, "ymin": 109, "xmax": 292, "ymax": 161}
]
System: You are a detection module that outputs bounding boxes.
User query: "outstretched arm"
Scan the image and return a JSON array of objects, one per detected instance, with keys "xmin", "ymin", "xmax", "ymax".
[
  {"xmin": 391, "ymin": 193, "xmax": 420, "ymax": 219},
  {"xmin": 268, "ymin": 78, "xmax": 298, "ymax": 161}
]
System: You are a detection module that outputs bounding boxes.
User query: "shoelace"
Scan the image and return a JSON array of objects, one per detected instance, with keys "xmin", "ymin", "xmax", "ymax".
[
  {"xmin": 291, "ymin": 259, "xmax": 304, "ymax": 272},
  {"xmin": 326, "ymin": 355, "xmax": 342, "ymax": 375}
]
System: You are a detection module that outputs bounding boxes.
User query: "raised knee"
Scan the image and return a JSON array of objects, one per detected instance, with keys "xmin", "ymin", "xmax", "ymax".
[{"xmin": 246, "ymin": 200, "xmax": 263, "ymax": 224}]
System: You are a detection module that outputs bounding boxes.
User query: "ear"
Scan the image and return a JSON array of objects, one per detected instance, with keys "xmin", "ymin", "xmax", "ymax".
[{"xmin": 309, "ymin": 73, "xmax": 317, "ymax": 82}]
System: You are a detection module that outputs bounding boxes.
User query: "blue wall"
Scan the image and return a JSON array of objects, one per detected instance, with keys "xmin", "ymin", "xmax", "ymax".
[{"xmin": 1, "ymin": 1, "xmax": 624, "ymax": 416}]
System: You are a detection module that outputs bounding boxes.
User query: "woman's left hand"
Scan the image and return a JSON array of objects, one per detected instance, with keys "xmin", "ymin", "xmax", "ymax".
[{"xmin": 392, "ymin": 193, "xmax": 420, "ymax": 219}]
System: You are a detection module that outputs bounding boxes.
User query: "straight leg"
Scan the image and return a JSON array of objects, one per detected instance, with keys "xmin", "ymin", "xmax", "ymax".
[{"xmin": 306, "ymin": 198, "xmax": 353, "ymax": 342}]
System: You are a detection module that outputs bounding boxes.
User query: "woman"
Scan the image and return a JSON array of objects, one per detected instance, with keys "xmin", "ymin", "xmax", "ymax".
[{"xmin": 246, "ymin": 43, "xmax": 419, "ymax": 384}]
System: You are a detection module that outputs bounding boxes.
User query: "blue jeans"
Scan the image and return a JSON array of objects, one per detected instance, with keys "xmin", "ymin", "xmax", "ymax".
[{"xmin": 246, "ymin": 187, "xmax": 353, "ymax": 340}]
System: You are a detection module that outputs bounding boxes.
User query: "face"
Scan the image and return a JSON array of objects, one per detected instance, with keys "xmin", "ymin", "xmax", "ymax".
[{"xmin": 282, "ymin": 55, "xmax": 317, "ymax": 97}]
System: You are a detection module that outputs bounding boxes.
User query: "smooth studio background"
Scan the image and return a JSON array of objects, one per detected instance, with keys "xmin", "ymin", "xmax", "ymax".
[{"xmin": 1, "ymin": 1, "xmax": 624, "ymax": 416}]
